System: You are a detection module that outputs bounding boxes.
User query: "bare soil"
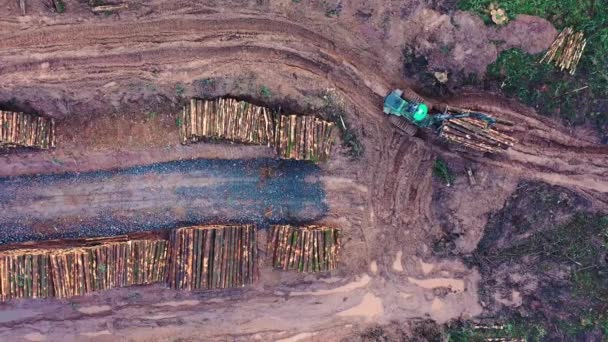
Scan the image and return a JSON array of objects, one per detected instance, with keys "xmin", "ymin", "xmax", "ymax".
[{"xmin": 0, "ymin": 0, "xmax": 607, "ymax": 341}]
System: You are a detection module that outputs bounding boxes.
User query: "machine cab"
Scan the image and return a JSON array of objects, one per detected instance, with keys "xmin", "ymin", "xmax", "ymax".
[{"xmin": 383, "ymin": 89, "xmax": 430, "ymax": 127}]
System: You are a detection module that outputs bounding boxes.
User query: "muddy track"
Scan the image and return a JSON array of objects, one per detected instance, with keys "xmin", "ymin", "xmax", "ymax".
[
  {"xmin": 0, "ymin": 4, "xmax": 606, "ymax": 339},
  {"xmin": 1, "ymin": 11, "xmax": 606, "ymax": 197}
]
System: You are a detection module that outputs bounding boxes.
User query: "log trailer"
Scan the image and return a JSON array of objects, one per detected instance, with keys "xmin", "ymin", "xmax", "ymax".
[{"xmin": 383, "ymin": 89, "xmax": 515, "ymax": 153}]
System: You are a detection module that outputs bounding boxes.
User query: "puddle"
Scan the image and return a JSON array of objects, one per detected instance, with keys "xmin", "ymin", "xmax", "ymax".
[
  {"xmin": 392, "ymin": 251, "xmax": 403, "ymax": 272},
  {"xmin": 337, "ymin": 292, "xmax": 383, "ymax": 320},
  {"xmin": 276, "ymin": 332, "xmax": 318, "ymax": 342},
  {"xmin": 154, "ymin": 300, "xmax": 199, "ymax": 307},
  {"xmin": 23, "ymin": 333, "xmax": 46, "ymax": 342},
  {"xmin": 369, "ymin": 261, "xmax": 378, "ymax": 274},
  {"xmin": 290, "ymin": 274, "xmax": 371, "ymax": 296},
  {"xmin": 81, "ymin": 330, "xmax": 112, "ymax": 337},
  {"xmin": 420, "ymin": 261, "xmax": 434, "ymax": 275},
  {"xmin": 77, "ymin": 305, "xmax": 111, "ymax": 315},
  {"xmin": 407, "ymin": 277, "xmax": 465, "ymax": 292}
]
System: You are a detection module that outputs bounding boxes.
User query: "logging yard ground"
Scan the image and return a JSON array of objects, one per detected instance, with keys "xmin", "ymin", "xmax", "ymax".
[{"xmin": 0, "ymin": 0, "xmax": 608, "ymax": 341}]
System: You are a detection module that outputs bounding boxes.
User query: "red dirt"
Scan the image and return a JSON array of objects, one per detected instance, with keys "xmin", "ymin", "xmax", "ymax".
[{"xmin": 0, "ymin": 0, "xmax": 607, "ymax": 340}]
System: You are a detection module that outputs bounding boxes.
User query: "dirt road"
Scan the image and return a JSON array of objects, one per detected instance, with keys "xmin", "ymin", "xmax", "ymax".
[{"xmin": 0, "ymin": 0, "xmax": 607, "ymax": 340}]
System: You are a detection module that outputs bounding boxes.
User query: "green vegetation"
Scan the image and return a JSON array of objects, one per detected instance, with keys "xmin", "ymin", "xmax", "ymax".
[
  {"xmin": 175, "ymin": 116, "xmax": 183, "ymax": 127},
  {"xmin": 259, "ymin": 85, "xmax": 272, "ymax": 98},
  {"xmin": 175, "ymin": 83, "xmax": 185, "ymax": 96},
  {"xmin": 459, "ymin": 0, "xmax": 608, "ymax": 132},
  {"xmin": 55, "ymin": 0, "xmax": 65, "ymax": 13},
  {"xmin": 147, "ymin": 111, "xmax": 158, "ymax": 120},
  {"xmin": 446, "ymin": 319, "xmax": 548, "ymax": 342},
  {"xmin": 322, "ymin": 1, "xmax": 342, "ymax": 17},
  {"xmin": 433, "ymin": 158, "xmax": 454, "ymax": 186},
  {"xmin": 198, "ymin": 78, "xmax": 215, "ymax": 87}
]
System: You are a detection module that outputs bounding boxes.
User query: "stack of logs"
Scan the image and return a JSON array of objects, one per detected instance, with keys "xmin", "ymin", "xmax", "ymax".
[
  {"xmin": 540, "ymin": 27, "xmax": 587, "ymax": 75},
  {"xmin": 180, "ymin": 98, "xmax": 275, "ymax": 146},
  {"xmin": 0, "ymin": 238, "xmax": 168, "ymax": 300},
  {"xmin": 275, "ymin": 114, "xmax": 335, "ymax": 162},
  {"xmin": 0, "ymin": 250, "xmax": 52, "ymax": 300},
  {"xmin": 267, "ymin": 225, "xmax": 340, "ymax": 272},
  {"xmin": 439, "ymin": 117, "xmax": 516, "ymax": 154},
  {"xmin": 0, "ymin": 111, "xmax": 55, "ymax": 149},
  {"xmin": 179, "ymin": 98, "xmax": 335, "ymax": 162},
  {"xmin": 50, "ymin": 239, "xmax": 168, "ymax": 298},
  {"xmin": 167, "ymin": 225, "xmax": 257, "ymax": 290}
]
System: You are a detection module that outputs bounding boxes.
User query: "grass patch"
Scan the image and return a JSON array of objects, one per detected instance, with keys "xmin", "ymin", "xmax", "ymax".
[
  {"xmin": 175, "ymin": 83, "xmax": 185, "ymax": 96},
  {"xmin": 259, "ymin": 85, "xmax": 272, "ymax": 99},
  {"xmin": 54, "ymin": 0, "xmax": 65, "ymax": 13},
  {"xmin": 433, "ymin": 158, "xmax": 455, "ymax": 186},
  {"xmin": 458, "ymin": 0, "xmax": 608, "ymax": 132},
  {"xmin": 446, "ymin": 319, "xmax": 548, "ymax": 342}
]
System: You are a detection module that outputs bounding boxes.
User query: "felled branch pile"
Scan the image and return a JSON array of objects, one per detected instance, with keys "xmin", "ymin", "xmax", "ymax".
[
  {"xmin": 167, "ymin": 225, "xmax": 257, "ymax": 290},
  {"xmin": 439, "ymin": 117, "xmax": 516, "ymax": 154},
  {"xmin": 50, "ymin": 239, "xmax": 168, "ymax": 298},
  {"xmin": 179, "ymin": 98, "xmax": 335, "ymax": 162},
  {"xmin": 540, "ymin": 27, "xmax": 587, "ymax": 75},
  {"xmin": 0, "ymin": 251, "xmax": 52, "ymax": 300},
  {"xmin": 267, "ymin": 225, "xmax": 340, "ymax": 272},
  {"xmin": 180, "ymin": 98, "xmax": 275, "ymax": 146},
  {"xmin": 0, "ymin": 111, "xmax": 55, "ymax": 149}
]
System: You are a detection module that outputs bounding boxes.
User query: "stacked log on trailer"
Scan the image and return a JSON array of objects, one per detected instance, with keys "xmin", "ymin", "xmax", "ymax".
[
  {"xmin": 50, "ymin": 239, "xmax": 168, "ymax": 298},
  {"xmin": 0, "ymin": 111, "xmax": 56, "ymax": 149},
  {"xmin": 167, "ymin": 225, "xmax": 257, "ymax": 290},
  {"xmin": 180, "ymin": 98, "xmax": 275, "ymax": 146},
  {"xmin": 439, "ymin": 117, "xmax": 516, "ymax": 154},
  {"xmin": 0, "ymin": 250, "xmax": 52, "ymax": 300},
  {"xmin": 179, "ymin": 98, "xmax": 335, "ymax": 162},
  {"xmin": 274, "ymin": 114, "xmax": 335, "ymax": 162},
  {"xmin": 267, "ymin": 225, "xmax": 340, "ymax": 272}
]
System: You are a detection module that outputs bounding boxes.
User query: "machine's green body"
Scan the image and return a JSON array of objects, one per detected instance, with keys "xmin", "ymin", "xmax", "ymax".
[
  {"xmin": 383, "ymin": 89, "xmax": 497, "ymax": 128},
  {"xmin": 383, "ymin": 90, "xmax": 432, "ymax": 127}
]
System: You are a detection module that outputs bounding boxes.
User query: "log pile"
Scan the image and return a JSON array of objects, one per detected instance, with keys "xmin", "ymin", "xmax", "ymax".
[
  {"xmin": 179, "ymin": 98, "xmax": 335, "ymax": 162},
  {"xmin": 167, "ymin": 225, "xmax": 257, "ymax": 290},
  {"xmin": 267, "ymin": 225, "xmax": 340, "ymax": 272},
  {"xmin": 275, "ymin": 114, "xmax": 334, "ymax": 162},
  {"xmin": 180, "ymin": 98, "xmax": 275, "ymax": 146},
  {"xmin": 0, "ymin": 238, "xmax": 168, "ymax": 300},
  {"xmin": 0, "ymin": 251, "xmax": 52, "ymax": 300},
  {"xmin": 540, "ymin": 27, "xmax": 587, "ymax": 75},
  {"xmin": 439, "ymin": 117, "xmax": 516, "ymax": 154},
  {"xmin": 0, "ymin": 111, "xmax": 55, "ymax": 149},
  {"xmin": 49, "ymin": 239, "xmax": 168, "ymax": 298}
]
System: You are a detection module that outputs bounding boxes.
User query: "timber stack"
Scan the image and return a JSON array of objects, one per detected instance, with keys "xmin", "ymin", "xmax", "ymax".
[
  {"xmin": 0, "ymin": 250, "xmax": 52, "ymax": 300},
  {"xmin": 50, "ymin": 239, "xmax": 168, "ymax": 298},
  {"xmin": 0, "ymin": 111, "xmax": 56, "ymax": 149},
  {"xmin": 167, "ymin": 225, "xmax": 257, "ymax": 290},
  {"xmin": 540, "ymin": 27, "xmax": 586, "ymax": 75},
  {"xmin": 180, "ymin": 98, "xmax": 275, "ymax": 146},
  {"xmin": 179, "ymin": 98, "xmax": 335, "ymax": 162},
  {"xmin": 275, "ymin": 114, "xmax": 334, "ymax": 162},
  {"xmin": 439, "ymin": 117, "xmax": 516, "ymax": 154},
  {"xmin": 267, "ymin": 225, "xmax": 340, "ymax": 272},
  {"xmin": 0, "ymin": 238, "xmax": 168, "ymax": 300}
]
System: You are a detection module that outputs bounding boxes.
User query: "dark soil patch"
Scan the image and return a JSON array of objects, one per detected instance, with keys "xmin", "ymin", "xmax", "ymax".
[{"xmin": 470, "ymin": 181, "xmax": 608, "ymax": 340}]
